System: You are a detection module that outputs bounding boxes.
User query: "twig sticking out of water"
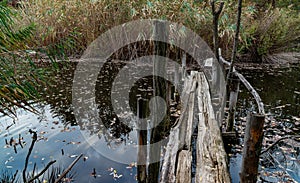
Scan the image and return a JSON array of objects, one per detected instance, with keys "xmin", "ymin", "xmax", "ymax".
[
  {"xmin": 19, "ymin": 134, "xmax": 23, "ymax": 148},
  {"xmin": 54, "ymin": 154, "xmax": 83, "ymax": 183},
  {"xmin": 23, "ymin": 129, "xmax": 37, "ymax": 183},
  {"xmin": 11, "ymin": 170, "xmax": 18, "ymax": 183},
  {"xmin": 23, "ymin": 129, "xmax": 56, "ymax": 183},
  {"xmin": 27, "ymin": 160, "xmax": 56, "ymax": 183}
]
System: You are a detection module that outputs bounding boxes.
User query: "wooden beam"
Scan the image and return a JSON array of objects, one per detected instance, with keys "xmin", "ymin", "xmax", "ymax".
[
  {"xmin": 160, "ymin": 73, "xmax": 197, "ymax": 183},
  {"xmin": 160, "ymin": 72, "xmax": 230, "ymax": 183}
]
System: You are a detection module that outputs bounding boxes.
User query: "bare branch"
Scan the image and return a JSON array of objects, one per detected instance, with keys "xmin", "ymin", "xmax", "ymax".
[
  {"xmin": 210, "ymin": 1, "xmax": 224, "ymax": 62},
  {"xmin": 54, "ymin": 154, "xmax": 83, "ymax": 183},
  {"xmin": 11, "ymin": 170, "xmax": 18, "ymax": 183},
  {"xmin": 227, "ymin": 0, "xmax": 243, "ymax": 82},
  {"xmin": 220, "ymin": 56, "xmax": 265, "ymax": 115},
  {"xmin": 260, "ymin": 135, "xmax": 300, "ymax": 155},
  {"xmin": 28, "ymin": 160, "xmax": 56, "ymax": 183},
  {"xmin": 23, "ymin": 129, "xmax": 38, "ymax": 183}
]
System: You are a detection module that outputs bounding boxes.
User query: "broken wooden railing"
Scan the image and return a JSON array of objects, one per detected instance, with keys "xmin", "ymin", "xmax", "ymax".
[
  {"xmin": 220, "ymin": 54, "xmax": 266, "ymax": 183},
  {"xmin": 160, "ymin": 71, "xmax": 231, "ymax": 183}
]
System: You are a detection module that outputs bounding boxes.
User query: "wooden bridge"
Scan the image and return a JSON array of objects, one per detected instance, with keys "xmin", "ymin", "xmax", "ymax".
[
  {"xmin": 151, "ymin": 55, "xmax": 266, "ymax": 183},
  {"xmin": 160, "ymin": 71, "xmax": 230, "ymax": 183}
]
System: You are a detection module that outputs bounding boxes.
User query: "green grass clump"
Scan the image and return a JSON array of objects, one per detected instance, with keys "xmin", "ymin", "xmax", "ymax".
[{"xmin": 240, "ymin": 7, "xmax": 300, "ymax": 62}]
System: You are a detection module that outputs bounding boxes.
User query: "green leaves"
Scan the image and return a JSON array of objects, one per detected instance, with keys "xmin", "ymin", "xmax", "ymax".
[
  {"xmin": 0, "ymin": 4, "xmax": 40, "ymax": 116},
  {"xmin": 0, "ymin": 5, "xmax": 35, "ymax": 52}
]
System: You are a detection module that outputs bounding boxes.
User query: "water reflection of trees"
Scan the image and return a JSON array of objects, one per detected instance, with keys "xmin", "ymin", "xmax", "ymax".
[
  {"xmin": 37, "ymin": 42, "xmax": 206, "ymax": 182},
  {"xmin": 40, "ymin": 42, "xmax": 199, "ymax": 145},
  {"xmin": 39, "ymin": 63, "xmax": 77, "ymax": 125}
]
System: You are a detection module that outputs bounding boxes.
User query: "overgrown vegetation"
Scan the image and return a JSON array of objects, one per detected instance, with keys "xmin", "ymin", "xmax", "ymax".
[
  {"xmin": 0, "ymin": 0, "xmax": 299, "ymax": 115},
  {"xmin": 0, "ymin": 2, "xmax": 39, "ymax": 117},
  {"xmin": 0, "ymin": 1, "xmax": 73, "ymax": 117},
  {"xmin": 17, "ymin": 0, "xmax": 299, "ymax": 60}
]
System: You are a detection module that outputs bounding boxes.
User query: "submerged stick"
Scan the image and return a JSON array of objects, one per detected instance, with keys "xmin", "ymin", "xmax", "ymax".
[{"xmin": 260, "ymin": 135, "xmax": 300, "ymax": 155}]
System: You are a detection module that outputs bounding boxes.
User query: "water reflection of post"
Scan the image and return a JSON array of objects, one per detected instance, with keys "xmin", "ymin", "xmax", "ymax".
[{"xmin": 137, "ymin": 98, "xmax": 147, "ymax": 182}]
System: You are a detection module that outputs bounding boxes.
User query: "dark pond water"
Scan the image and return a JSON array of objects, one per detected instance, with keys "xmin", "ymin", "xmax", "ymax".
[{"xmin": 1, "ymin": 62, "xmax": 299, "ymax": 182}]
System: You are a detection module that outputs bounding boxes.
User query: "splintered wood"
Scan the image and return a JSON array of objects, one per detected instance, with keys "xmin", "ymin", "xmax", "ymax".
[
  {"xmin": 160, "ymin": 72, "xmax": 230, "ymax": 183},
  {"xmin": 196, "ymin": 73, "xmax": 231, "ymax": 183}
]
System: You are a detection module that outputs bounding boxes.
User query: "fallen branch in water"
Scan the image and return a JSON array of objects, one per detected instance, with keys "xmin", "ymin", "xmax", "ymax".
[
  {"xmin": 260, "ymin": 135, "xmax": 300, "ymax": 155},
  {"xmin": 28, "ymin": 160, "xmax": 56, "ymax": 183},
  {"xmin": 54, "ymin": 154, "xmax": 83, "ymax": 183},
  {"xmin": 266, "ymin": 152, "xmax": 298, "ymax": 182},
  {"xmin": 220, "ymin": 56, "xmax": 265, "ymax": 115},
  {"xmin": 235, "ymin": 72, "xmax": 265, "ymax": 114}
]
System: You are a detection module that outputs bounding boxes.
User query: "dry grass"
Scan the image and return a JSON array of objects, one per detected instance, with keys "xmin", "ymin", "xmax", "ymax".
[
  {"xmin": 15, "ymin": 0, "xmax": 300, "ymax": 58},
  {"xmin": 17, "ymin": 0, "xmax": 221, "ymax": 55}
]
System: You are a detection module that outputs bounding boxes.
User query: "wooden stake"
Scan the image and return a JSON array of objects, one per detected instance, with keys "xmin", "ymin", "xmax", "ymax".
[
  {"xmin": 240, "ymin": 113, "xmax": 265, "ymax": 183},
  {"xmin": 137, "ymin": 98, "xmax": 147, "ymax": 183},
  {"xmin": 226, "ymin": 74, "xmax": 240, "ymax": 132}
]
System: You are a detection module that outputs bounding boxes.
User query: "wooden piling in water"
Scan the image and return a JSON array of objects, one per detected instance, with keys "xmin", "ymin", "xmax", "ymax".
[
  {"xmin": 226, "ymin": 73, "xmax": 240, "ymax": 132},
  {"xmin": 137, "ymin": 98, "xmax": 147, "ymax": 183},
  {"xmin": 240, "ymin": 113, "xmax": 265, "ymax": 183},
  {"xmin": 148, "ymin": 19, "xmax": 169, "ymax": 183}
]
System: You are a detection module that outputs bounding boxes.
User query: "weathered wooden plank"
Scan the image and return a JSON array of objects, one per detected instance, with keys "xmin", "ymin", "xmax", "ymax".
[
  {"xmin": 160, "ymin": 72, "xmax": 197, "ymax": 183},
  {"xmin": 161, "ymin": 72, "xmax": 230, "ymax": 183},
  {"xmin": 175, "ymin": 71, "xmax": 197, "ymax": 182},
  {"xmin": 196, "ymin": 73, "xmax": 231, "ymax": 183},
  {"xmin": 175, "ymin": 150, "xmax": 192, "ymax": 183}
]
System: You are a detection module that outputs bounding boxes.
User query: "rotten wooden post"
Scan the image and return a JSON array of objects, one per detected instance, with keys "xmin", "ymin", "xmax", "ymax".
[
  {"xmin": 137, "ymin": 98, "xmax": 147, "ymax": 183},
  {"xmin": 148, "ymin": 19, "xmax": 169, "ymax": 183},
  {"xmin": 240, "ymin": 113, "xmax": 265, "ymax": 183},
  {"xmin": 226, "ymin": 73, "xmax": 240, "ymax": 132}
]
